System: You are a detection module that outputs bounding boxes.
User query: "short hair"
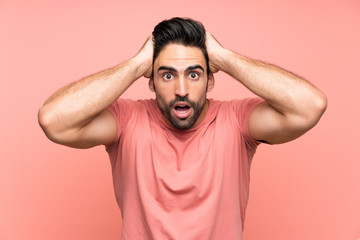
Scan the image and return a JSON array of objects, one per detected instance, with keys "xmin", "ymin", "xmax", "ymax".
[{"xmin": 152, "ymin": 17, "xmax": 210, "ymax": 77}]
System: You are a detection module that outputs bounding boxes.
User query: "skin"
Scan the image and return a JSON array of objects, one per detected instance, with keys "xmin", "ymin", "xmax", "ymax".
[
  {"xmin": 38, "ymin": 32, "xmax": 327, "ymax": 149},
  {"xmin": 38, "ymin": 36, "xmax": 154, "ymax": 148},
  {"xmin": 205, "ymin": 32, "xmax": 327, "ymax": 143},
  {"xmin": 148, "ymin": 43, "xmax": 214, "ymax": 129}
]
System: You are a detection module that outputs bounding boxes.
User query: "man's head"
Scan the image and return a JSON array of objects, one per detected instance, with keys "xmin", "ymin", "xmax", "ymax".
[
  {"xmin": 149, "ymin": 17, "xmax": 214, "ymax": 130},
  {"xmin": 151, "ymin": 17, "xmax": 210, "ymax": 78}
]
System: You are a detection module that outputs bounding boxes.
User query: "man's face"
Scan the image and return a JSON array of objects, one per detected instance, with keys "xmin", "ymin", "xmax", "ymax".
[{"xmin": 150, "ymin": 43, "xmax": 214, "ymax": 129}]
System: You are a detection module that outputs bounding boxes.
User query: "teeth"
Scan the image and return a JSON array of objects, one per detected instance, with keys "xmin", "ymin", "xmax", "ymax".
[{"xmin": 176, "ymin": 108, "xmax": 189, "ymax": 113}]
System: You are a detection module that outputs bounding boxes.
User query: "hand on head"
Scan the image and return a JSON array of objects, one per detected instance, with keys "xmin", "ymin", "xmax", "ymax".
[
  {"xmin": 134, "ymin": 30, "xmax": 227, "ymax": 80},
  {"xmin": 134, "ymin": 36, "xmax": 154, "ymax": 78},
  {"xmin": 205, "ymin": 32, "xmax": 226, "ymax": 74}
]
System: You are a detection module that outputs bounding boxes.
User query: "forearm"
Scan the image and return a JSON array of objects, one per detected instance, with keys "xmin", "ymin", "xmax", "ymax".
[
  {"xmin": 38, "ymin": 56, "xmax": 146, "ymax": 135},
  {"xmin": 215, "ymin": 49, "xmax": 327, "ymax": 122}
]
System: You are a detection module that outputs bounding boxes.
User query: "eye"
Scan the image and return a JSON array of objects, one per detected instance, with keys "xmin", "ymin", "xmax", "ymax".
[
  {"xmin": 189, "ymin": 72, "xmax": 199, "ymax": 79},
  {"xmin": 163, "ymin": 73, "xmax": 174, "ymax": 80}
]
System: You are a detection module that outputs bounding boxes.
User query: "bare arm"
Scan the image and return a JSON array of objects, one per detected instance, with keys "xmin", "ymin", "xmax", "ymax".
[
  {"xmin": 38, "ymin": 37, "xmax": 153, "ymax": 148},
  {"xmin": 206, "ymin": 32, "xmax": 327, "ymax": 144}
]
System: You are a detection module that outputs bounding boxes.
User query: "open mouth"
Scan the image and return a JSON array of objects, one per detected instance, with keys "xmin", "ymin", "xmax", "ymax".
[
  {"xmin": 173, "ymin": 102, "xmax": 191, "ymax": 118},
  {"xmin": 175, "ymin": 105, "xmax": 190, "ymax": 112}
]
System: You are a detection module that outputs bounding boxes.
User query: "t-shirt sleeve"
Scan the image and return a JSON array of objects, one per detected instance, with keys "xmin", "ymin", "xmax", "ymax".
[
  {"xmin": 105, "ymin": 98, "xmax": 135, "ymax": 152},
  {"xmin": 232, "ymin": 97, "xmax": 265, "ymax": 148}
]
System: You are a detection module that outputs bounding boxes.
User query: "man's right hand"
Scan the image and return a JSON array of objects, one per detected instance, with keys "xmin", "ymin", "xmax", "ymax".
[{"xmin": 133, "ymin": 36, "xmax": 154, "ymax": 78}]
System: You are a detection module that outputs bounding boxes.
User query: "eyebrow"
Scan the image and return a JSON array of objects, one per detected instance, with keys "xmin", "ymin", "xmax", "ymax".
[
  {"xmin": 157, "ymin": 65, "xmax": 204, "ymax": 73},
  {"xmin": 157, "ymin": 66, "xmax": 177, "ymax": 73},
  {"xmin": 185, "ymin": 65, "xmax": 204, "ymax": 72}
]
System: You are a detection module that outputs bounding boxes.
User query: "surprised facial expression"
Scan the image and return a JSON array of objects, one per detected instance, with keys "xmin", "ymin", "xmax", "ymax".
[{"xmin": 150, "ymin": 43, "xmax": 214, "ymax": 129}]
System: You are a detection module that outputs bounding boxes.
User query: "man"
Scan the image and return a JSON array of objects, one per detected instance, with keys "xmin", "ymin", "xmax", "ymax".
[{"xmin": 38, "ymin": 17, "xmax": 327, "ymax": 239}]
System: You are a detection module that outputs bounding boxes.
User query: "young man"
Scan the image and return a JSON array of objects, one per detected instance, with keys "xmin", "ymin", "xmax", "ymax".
[{"xmin": 38, "ymin": 17, "xmax": 327, "ymax": 239}]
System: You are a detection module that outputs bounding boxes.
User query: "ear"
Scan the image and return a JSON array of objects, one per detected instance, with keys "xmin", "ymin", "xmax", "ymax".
[
  {"xmin": 207, "ymin": 73, "xmax": 215, "ymax": 92},
  {"xmin": 148, "ymin": 78, "xmax": 155, "ymax": 92}
]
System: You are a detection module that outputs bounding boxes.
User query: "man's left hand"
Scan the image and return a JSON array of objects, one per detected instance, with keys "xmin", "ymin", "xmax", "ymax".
[{"xmin": 205, "ymin": 32, "xmax": 228, "ymax": 74}]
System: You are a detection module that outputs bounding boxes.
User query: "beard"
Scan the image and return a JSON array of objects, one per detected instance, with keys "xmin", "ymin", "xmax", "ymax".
[{"xmin": 155, "ymin": 93, "xmax": 207, "ymax": 130}]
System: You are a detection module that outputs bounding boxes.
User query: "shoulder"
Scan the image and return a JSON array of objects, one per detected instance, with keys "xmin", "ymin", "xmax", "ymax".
[
  {"xmin": 229, "ymin": 98, "xmax": 264, "ymax": 112},
  {"xmin": 210, "ymin": 98, "xmax": 264, "ymax": 115},
  {"xmin": 106, "ymin": 98, "xmax": 154, "ymax": 129},
  {"xmin": 105, "ymin": 99, "xmax": 154, "ymax": 152},
  {"xmin": 108, "ymin": 98, "xmax": 154, "ymax": 114},
  {"xmin": 207, "ymin": 98, "xmax": 263, "ymax": 148}
]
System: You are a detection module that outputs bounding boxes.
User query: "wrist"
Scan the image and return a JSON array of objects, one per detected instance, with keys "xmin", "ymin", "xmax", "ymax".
[
  {"xmin": 211, "ymin": 48, "xmax": 235, "ymax": 73},
  {"xmin": 129, "ymin": 54, "xmax": 152, "ymax": 79}
]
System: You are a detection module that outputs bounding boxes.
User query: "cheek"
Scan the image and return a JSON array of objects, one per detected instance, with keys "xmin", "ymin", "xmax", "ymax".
[
  {"xmin": 155, "ymin": 87, "xmax": 173, "ymax": 107},
  {"xmin": 154, "ymin": 81, "xmax": 175, "ymax": 98},
  {"xmin": 155, "ymin": 92, "xmax": 167, "ymax": 111},
  {"xmin": 190, "ymin": 84, "xmax": 208, "ymax": 98},
  {"xmin": 155, "ymin": 87, "xmax": 172, "ymax": 102}
]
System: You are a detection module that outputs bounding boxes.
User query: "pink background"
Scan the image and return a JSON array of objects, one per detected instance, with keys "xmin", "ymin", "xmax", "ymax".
[{"xmin": 1, "ymin": 0, "xmax": 359, "ymax": 239}]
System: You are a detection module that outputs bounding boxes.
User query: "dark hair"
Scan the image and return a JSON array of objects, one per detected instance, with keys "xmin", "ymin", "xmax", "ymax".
[{"xmin": 151, "ymin": 17, "xmax": 210, "ymax": 77}]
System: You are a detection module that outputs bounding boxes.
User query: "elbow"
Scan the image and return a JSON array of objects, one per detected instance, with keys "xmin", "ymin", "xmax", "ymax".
[
  {"xmin": 38, "ymin": 106, "xmax": 61, "ymax": 143},
  {"xmin": 314, "ymin": 91, "xmax": 328, "ymax": 119},
  {"xmin": 38, "ymin": 106, "xmax": 50, "ymax": 133},
  {"xmin": 38, "ymin": 106, "xmax": 87, "ymax": 148},
  {"xmin": 304, "ymin": 91, "xmax": 328, "ymax": 129},
  {"xmin": 38, "ymin": 106, "xmax": 52, "ymax": 136}
]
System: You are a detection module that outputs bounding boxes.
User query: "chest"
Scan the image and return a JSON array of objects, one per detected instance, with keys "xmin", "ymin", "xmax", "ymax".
[
  {"xmin": 118, "ymin": 113, "xmax": 246, "ymax": 189},
  {"xmin": 114, "ymin": 110, "xmax": 250, "ymax": 213}
]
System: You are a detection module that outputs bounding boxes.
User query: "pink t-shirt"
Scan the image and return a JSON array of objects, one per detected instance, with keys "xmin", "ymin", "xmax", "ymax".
[{"xmin": 106, "ymin": 98, "xmax": 263, "ymax": 240}]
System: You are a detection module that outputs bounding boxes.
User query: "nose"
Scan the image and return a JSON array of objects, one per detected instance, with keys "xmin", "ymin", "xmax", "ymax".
[{"xmin": 175, "ymin": 77, "xmax": 188, "ymax": 97}]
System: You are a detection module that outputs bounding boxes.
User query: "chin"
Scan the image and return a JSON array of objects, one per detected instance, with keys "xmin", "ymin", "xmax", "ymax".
[{"xmin": 169, "ymin": 114, "xmax": 198, "ymax": 130}]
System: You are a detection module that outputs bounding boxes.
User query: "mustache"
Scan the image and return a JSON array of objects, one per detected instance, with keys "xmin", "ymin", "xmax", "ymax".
[{"xmin": 169, "ymin": 96, "xmax": 196, "ymax": 108}]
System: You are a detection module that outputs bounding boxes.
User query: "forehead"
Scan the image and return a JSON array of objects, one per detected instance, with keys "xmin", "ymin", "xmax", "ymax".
[{"xmin": 154, "ymin": 43, "xmax": 206, "ymax": 71}]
